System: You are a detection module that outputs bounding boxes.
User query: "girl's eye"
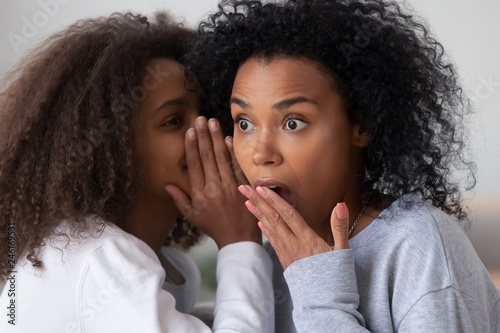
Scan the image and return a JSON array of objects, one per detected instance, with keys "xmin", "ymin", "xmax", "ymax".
[
  {"xmin": 284, "ymin": 118, "xmax": 306, "ymax": 131},
  {"xmin": 237, "ymin": 118, "xmax": 255, "ymax": 131},
  {"xmin": 163, "ymin": 116, "xmax": 183, "ymax": 127}
]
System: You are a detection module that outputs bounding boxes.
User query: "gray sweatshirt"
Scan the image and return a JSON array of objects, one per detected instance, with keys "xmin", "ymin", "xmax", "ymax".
[{"xmin": 268, "ymin": 195, "xmax": 500, "ymax": 332}]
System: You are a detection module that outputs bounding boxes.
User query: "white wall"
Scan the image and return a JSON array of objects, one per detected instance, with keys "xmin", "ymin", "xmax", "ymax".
[
  {"xmin": 0, "ymin": 0, "xmax": 218, "ymax": 77},
  {"xmin": 406, "ymin": 0, "xmax": 500, "ymax": 209},
  {"xmin": 1, "ymin": 0, "xmax": 499, "ymax": 207}
]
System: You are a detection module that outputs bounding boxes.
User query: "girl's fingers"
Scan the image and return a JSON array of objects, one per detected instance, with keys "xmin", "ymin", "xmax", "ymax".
[
  {"xmin": 165, "ymin": 185, "xmax": 193, "ymax": 219},
  {"xmin": 207, "ymin": 118, "xmax": 234, "ymax": 185},
  {"xmin": 185, "ymin": 128, "xmax": 205, "ymax": 190},
  {"xmin": 331, "ymin": 203, "xmax": 350, "ymax": 250},
  {"xmin": 225, "ymin": 136, "xmax": 249, "ymax": 185},
  {"xmin": 195, "ymin": 116, "xmax": 221, "ymax": 183}
]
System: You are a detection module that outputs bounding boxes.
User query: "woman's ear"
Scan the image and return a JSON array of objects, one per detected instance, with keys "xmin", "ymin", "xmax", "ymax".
[{"xmin": 351, "ymin": 122, "xmax": 370, "ymax": 148}]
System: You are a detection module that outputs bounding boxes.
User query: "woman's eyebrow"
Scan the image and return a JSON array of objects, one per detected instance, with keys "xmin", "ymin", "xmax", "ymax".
[
  {"xmin": 230, "ymin": 97, "xmax": 249, "ymax": 109},
  {"xmin": 230, "ymin": 96, "xmax": 317, "ymax": 111},
  {"xmin": 272, "ymin": 97, "xmax": 317, "ymax": 111}
]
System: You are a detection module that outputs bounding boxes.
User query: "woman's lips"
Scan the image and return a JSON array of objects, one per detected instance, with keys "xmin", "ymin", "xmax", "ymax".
[{"xmin": 253, "ymin": 179, "xmax": 297, "ymax": 207}]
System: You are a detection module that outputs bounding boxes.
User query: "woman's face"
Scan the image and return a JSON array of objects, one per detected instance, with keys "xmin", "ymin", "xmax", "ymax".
[
  {"xmin": 230, "ymin": 57, "xmax": 367, "ymax": 239},
  {"xmin": 133, "ymin": 58, "xmax": 199, "ymax": 201}
]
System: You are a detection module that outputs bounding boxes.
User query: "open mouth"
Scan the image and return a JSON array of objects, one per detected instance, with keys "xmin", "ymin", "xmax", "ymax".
[{"xmin": 262, "ymin": 184, "xmax": 297, "ymax": 208}]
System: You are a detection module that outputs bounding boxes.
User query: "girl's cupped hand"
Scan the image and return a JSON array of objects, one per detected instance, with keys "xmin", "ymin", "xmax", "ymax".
[{"xmin": 166, "ymin": 117, "xmax": 261, "ymax": 249}]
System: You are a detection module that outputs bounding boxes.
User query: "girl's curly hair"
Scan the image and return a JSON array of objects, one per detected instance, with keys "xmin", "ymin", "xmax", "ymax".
[
  {"xmin": 0, "ymin": 12, "xmax": 200, "ymax": 279},
  {"xmin": 186, "ymin": 0, "xmax": 476, "ymax": 224}
]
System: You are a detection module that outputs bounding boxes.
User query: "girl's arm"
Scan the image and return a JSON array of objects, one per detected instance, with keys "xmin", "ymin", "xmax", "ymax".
[
  {"xmin": 80, "ymin": 233, "xmax": 273, "ymax": 332},
  {"xmin": 165, "ymin": 117, "xmax": 274, "ymax": 332}
]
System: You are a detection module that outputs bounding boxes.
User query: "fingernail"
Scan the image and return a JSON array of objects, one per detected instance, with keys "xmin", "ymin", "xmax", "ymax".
[
  {"xmin": 196, "ymin": 116, "xmax": 206, "ymax": 128},
  {"xmin": 225, "ymin": 136, "xmax": 233, "ymax": 148},
  {"xmin": 187, "ymin": 128, "xmax": 196, "ymax": 140},
  {"xmin": 257, "ymin": 221, "xmax": 265, "ymax": 232},
  {"xmin": 245, "ymin": 200, "xmax": 257, "ymax": 213},
  {"xmin": 256, "ymin": 186, "xmax": 268, "ymax": 198},
  {"xmin": 208, "ymin": 118, "xmax": 218, "ymax": 132},
  {"xmin": 238, "ymin": 185, "xmax": 251, "ymax": 197},
  {"xmin": 336, "ymin": 202, "xmax": 348, "ymax": 219}
]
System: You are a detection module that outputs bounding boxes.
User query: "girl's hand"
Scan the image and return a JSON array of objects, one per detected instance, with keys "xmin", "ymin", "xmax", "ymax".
[
  {"xmin": 166, "ymin": 117, "xmax": 261, "ymax": 249},
  {"xmin": 238, "ymin": 185, "xmax": 350, "ymax": 270}
]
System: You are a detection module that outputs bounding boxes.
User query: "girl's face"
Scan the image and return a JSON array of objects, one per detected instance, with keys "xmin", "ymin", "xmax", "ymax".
[
  {"xmin": 134, "ymin": 58, "xmax": 199, "ymax": 202},
  {"xmin": 231, "ymin": 57, "xmax": 367, "ymax": 239}
]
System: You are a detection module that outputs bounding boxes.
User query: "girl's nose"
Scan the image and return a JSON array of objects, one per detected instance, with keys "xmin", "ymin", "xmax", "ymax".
[{"xmin": 251, "ymin": 130, "xmax": 283, "ymax": 166}]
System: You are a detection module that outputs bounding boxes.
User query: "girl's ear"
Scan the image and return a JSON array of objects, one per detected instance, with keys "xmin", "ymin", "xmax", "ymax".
[{"xmin": 351, "ymin": 122, "xmax": 370, "ymax": 148}]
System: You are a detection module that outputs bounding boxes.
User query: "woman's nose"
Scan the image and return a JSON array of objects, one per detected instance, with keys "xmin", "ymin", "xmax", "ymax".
[{"xmin": 251, "ymin": 129, "xmax": 283, "ymax": 166}]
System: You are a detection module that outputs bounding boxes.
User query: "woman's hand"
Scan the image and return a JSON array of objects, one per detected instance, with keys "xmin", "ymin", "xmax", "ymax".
[
  {"xmin": 166, "ymin": 117, "xmax": 261, "ymax": 249},
  {"xmin": 238, "ymin": 185, "xmax": 350, "ymax": 270}
]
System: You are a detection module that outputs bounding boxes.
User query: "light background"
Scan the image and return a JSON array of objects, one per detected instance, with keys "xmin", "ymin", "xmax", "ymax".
[{"xmin": 1, "ymin": 0, "xmax": 499, "ymax": 296}]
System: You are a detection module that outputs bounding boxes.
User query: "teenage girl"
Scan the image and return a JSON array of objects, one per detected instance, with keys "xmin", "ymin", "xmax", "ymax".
[
  {"xmin": 186, "ymin": 0, "xmax": 500, "ymax": 332},
  {"xmin": 0, "ymin": 12, "xmax": 273, "ymax": 332}
]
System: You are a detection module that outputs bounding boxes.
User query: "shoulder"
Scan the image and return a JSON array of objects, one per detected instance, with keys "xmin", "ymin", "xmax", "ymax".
[
  {"xmin": 362, "ymin": 195, "xmax": 489, "ymax": 290},
  {"xmin": 351, "ymin": 196, "xmax": 459, "ymax": 289},
  {"xmin": 372, "ymin": 195, "xmax": 470, "ymax": 262},
  {"xmin": 16, "ymin": 217, "xmax": 157, "ymax": 278},
  {"xmin": 77, "ymin": 220, "xmax": 168, "ymax": 319},
  {"xmin": 50, "ymin": 217, "xmax": 158, "ymax": 267},
  {"xmin": 81, "ymin": 221, "xmax": 162, "ymax": 278},
  {"xmin": 375, "ymin": 195, "xmax": 464, "ymax": 247},
  {"xmin": 40, "ymin": 216, "xmax": 163, "ymax": 287}
]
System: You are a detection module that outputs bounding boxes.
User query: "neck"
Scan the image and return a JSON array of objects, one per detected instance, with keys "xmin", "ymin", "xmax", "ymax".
[
  {"xmin": 122, "ymin": 195, "xmax": 178, "ymax": 253},
  {"xmin": 321, "ymin": 172, "xmax": 366, "ymax": 245},
  {"xmin": 321, "ymin": 193, "xmax": 364, "ymax": 245}
]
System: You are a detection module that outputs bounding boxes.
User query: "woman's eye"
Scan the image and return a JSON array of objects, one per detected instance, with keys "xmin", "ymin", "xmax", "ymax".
[
  {"xmin": 284, "ymin": 118, "xmax": 306, "ymax": 131},
  {"xmin": 238, "ymin": 119, "xmax": 255, "ymax": 131}
]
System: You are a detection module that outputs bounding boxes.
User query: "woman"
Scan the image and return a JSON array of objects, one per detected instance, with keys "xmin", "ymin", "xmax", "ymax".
[{"xmin": 186, "ymin": 0, "xmax": 500, "ymax": 331}]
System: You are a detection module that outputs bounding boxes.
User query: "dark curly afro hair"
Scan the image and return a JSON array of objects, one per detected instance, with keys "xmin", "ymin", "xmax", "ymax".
[
  {"xmin": 186, "ymin": 0, "xmax": 476, "ymax": 225},
  {"xmin": 0, "ymin": 12, "xmax": 200, "ymax": 279}
]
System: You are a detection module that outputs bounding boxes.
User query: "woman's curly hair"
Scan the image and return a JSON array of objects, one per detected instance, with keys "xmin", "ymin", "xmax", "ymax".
[
  {"xmin": 0, "ymin": 11, "xmax": 200, "ymax": 278},
  {"xmin": 186, "ymin": 0, "xmax": 476, "ymax": 224}
]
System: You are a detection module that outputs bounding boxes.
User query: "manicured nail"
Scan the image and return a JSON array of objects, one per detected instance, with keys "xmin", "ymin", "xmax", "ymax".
[
  {"xmin": 245, "ymin": 200, "xmax": 257, "ymax": 213},
  {"xmin": 187, "ymin": 128, "xmax": 196, "ymax": 140},
  {"xmin": 257, "ymin": 221, "xmax": 265, "ymax": 232},
  {"xmin": 256, "ymin": 186, "xmax": 268, "ymax": 198},
  {"xmin": 208, "ymin": 118, "xmax": 218, "ymax": 132},
  {"xmin": 238, "ymin": 185, "xmax": 251, "ymax": 197},
  {"xmin": 335, "ymin": 202, "xmax": 348, "ymax": 219}
]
